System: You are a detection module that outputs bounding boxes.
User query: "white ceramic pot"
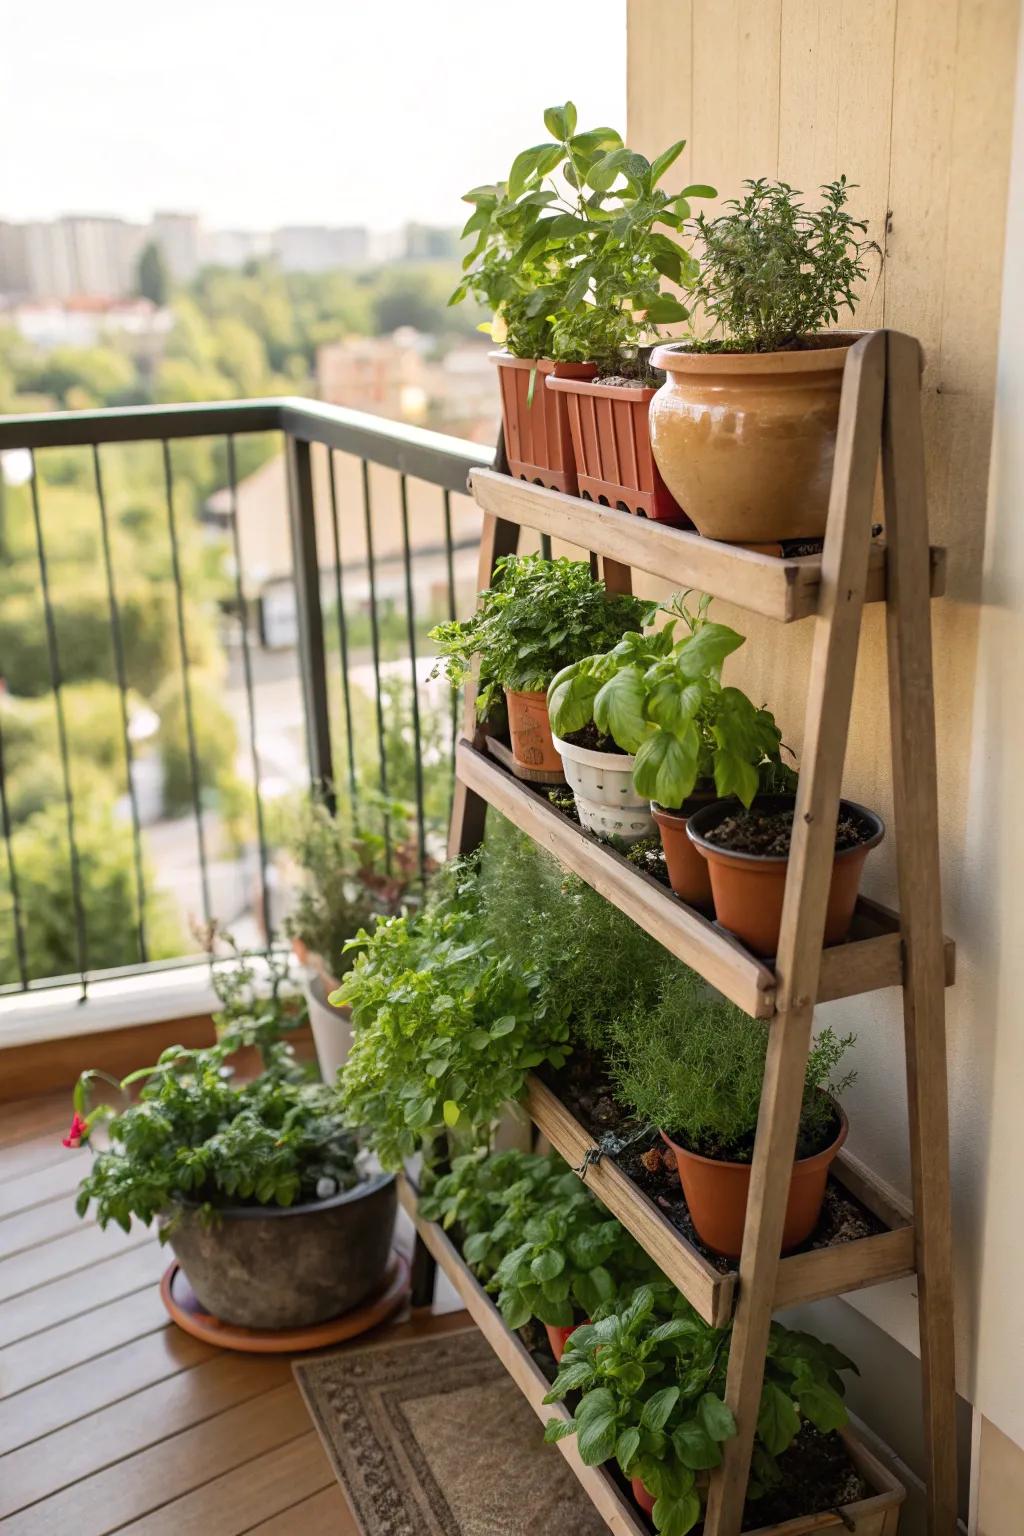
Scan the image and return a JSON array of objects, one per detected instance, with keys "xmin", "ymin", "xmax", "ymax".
[
  {"xmin": 302, "ymin": 969, "xmax": 353, "ymax": 1084},
  {"xmin": 551, "ymin": 734, "xmax": 656, "ymax": 844}
]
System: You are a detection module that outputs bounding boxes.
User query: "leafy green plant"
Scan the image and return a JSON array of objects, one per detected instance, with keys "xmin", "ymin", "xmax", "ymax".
[
  {"xmin": 544, "ymin": 1284, "xmax": 855, "ymax": 1535},
  {"xmin": 419, "ymin": 1148, "xmax": 557, "ymax": 1278},
  {"xmin": 429, "ymin": 554, "xmax": 653, "ymax": 722},
  {"xmin": 548, "ymin": 592, "xmax": 791, "ymax": 808},
  {"xmin": 610, "ymin": 966, "xmax": 855, "ymax": 1161},
  {"xmin": 687, "ymin": 178, "xmax": 879, "ymax": 354},
  {"xmin": 72, "ymin": 1039, "xmax": 359, "ymax": 1235},
  {"xmin": 334, "ymin": 858, "xmax": 570, "ymax": 1168},
  {"xmin": 451, "ymin": 102, "xmax": 714, "ymax": 371}
]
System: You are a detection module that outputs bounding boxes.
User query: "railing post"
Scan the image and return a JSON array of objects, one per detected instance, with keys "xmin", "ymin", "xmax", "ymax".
[{"xmin": 286, "ymin": 433, "xmax": 335, "ymax": 808}]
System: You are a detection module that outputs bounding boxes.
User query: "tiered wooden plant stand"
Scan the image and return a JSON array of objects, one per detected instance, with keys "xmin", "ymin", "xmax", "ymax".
[{"xmin": 410, "ymin": 331, "xmax": 958, "ymax": 1536}]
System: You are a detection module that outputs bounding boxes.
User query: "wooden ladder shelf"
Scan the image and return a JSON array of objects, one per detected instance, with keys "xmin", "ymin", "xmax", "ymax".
[{"xmin": 418, "ymin": 330, "xmax": 957, "ymax": 1536}]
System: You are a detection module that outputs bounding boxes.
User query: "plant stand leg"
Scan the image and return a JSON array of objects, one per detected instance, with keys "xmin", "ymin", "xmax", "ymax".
[
  {"xmin": 882, "ymin": 331, "xmax": 958, "ymax": 1535},
  {"xmin": 703, "ymin": 333, "xmax": 887, "ymax": 1536},
  {"xmin": 410, "ymin": 1231, "xmax": 438, "ymax": 1309}
]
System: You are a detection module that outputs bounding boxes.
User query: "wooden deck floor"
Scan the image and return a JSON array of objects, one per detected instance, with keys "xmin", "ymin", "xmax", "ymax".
[{"xmin": 0, "ymin": 1091, "xmax": 466, "ymax": 1534}]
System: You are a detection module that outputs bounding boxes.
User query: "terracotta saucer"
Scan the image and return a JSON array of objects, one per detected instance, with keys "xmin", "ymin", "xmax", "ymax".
[{"xmin": 159, "ymin": 1249, "xmax": 409, "ymax": 1353}]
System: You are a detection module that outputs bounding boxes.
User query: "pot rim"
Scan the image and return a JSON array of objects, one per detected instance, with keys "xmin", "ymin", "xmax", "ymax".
[
  {"xmin": 685, "ymin": 794, "xmax": 885, "ymax": 864},
  {"xmin": 650, "ymin": 331, "xmax": 867, "ymax": 376},
  {"xmin": 651, "ymin": 789, "xmax": 718, "ymax": 821},
  {"xmin": 489, "ymin": 352, "xmax": 598, "ymax": 380},
  {"xmin": 167, "ymin": 1168, "xmax": 395, "ymax": 1223},
  {"xmin": 551, "ymin": 732, "xmax": 636, "ymax": 771},
  {"xmin": 661, "ymin": 1102, "xmax": 849, "ymax": 1174},
  {"xmin": 546, "ymin": 374, "xmax": 656, "ymax": 401},
  {"xmin": 504, "ymin": 685, "xmax": 551, "ymax": 705},
  {"xmin": 305, "ymin": 968, "xmax": 347, "ymax": 1011}
]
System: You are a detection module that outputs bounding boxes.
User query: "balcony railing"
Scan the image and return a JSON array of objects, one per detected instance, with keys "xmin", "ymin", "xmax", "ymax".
[{"xmin": 0, "ymin": 399, "xmax": 492, "ymax": 1001}]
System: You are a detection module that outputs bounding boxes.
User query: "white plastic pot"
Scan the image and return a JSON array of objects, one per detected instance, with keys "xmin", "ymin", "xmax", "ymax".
[
  {"xmin": 302, "ymin": 968, "xmax": 353, "ymax": 1084},
  {"xmin": 551, "ymin": 734, "xmax": 656, "ymax": 844}
]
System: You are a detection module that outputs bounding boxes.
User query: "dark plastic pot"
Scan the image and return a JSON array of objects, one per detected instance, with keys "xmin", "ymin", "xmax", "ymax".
[
  {"xmin": 661, "ymin": 1107, "xmax": 848, "ymax": 1259},
  {"xmin": 651, "ymin": 793, "xmax": 717, "ymax": 911},
  {"xmin": 163, "ymin": 1171, "xmax": 397, "ymax": 1330},
  {"xmin": 491, "ymin": 353, "xmax": 597, "ymax": 493},
  {"xmin": 546, "ymin": 374, "xmax": 689, "ymax": 523},
  {"xmin": 685, "ymin": 794, "xmax": 885, "ymax": 957}
]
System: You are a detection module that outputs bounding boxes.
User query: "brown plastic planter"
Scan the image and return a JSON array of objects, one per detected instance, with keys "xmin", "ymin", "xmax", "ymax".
[
  {"xmin": 544, "ymin": 1319, "xmax": 589, "ymax": 1362},
  {"xmin": 685, "ymin": 795, "xmax": 885, "ymax": 957},
  {"xmin": 505, "ymin": 687, "xmax": 563, "ymax": 773},
  {"xmin": 651, "ymin": 795, "xmax": 716, "ymax": 910},
  {"xmin": 648, "ymin": 334, "xmax": 864, "ymax": 542},
  {"xmin": 546, "ymin": 374, "xmax": 689, "ymax": 523},
  {"xmin": 661, "ymin": 1107, "xmax": 848, "ymax": 1260},
  {"xmin": 491, "ymin": 353, "xmax": 596, "ymax": 492}
]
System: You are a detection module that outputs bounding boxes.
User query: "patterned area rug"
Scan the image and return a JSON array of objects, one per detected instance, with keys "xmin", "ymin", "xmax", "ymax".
[{"xmin": 293, "ymin": 1325, "xmax": 609, "ymax": 1535}]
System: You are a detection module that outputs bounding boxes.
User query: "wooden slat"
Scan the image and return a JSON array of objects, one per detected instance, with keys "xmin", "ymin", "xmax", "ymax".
[
  {"xmin": 457, "ymin": 740, "xmax": 776, "ymax": 1017},
  {"xmin": 882, "ymin": 329, "xmax": 959, "ymax": 1536},
  {"xmin": 398, "ymin": 1176, "xmax": 650, "ymax": 1536},
  {"xmin": 0, "ymin": 1093, "xmax": 69, "ymax": 1146},
  {"xmin": 469, "ymin": 468, "xmax": 944, "ymax": 622},
  {"xmin": 0, "ymin": 1149, "xmax": 89, "ymax": 1219},
  {"xmin": 524, "ymin": 1076, "xmax": 732, "ymax": 1326},
  {"xmin": 0, "ymin": 1352, "xmax": 292, "ymax": 1519},
  {"xmin": 705, "ymin": 331, "xmax": 887, "ymax": 1536},
  {"xmin": 2, "ymin": 1381, "xmax": 312, "ymax": 1536},
  {"xmin": 0, "ymin": 1130, "xmax": 75, "ymax": 1183},
  {"xmin": 0, "ymin": 1235, "xmax": 164, "ymax": 1347},
  {"xmin": 118, "ymin": 1432, "xmax": 335, "ymax": 1536},
  {"xmin": 0, "ymin": 1323, "xmax": 213, "ymax": 1454},
  {"xmin": 0, "ymin": 1192, "xmax": 90, "ymax": 1258},
  {"xmin": 525, "ymin": 1076, "xmax": 916, "ymax": 1323},
  {"xmin": 0, "ymin": 1216, "xmax": 149, "ymax": 1302},
  {"xmin": 0, "ymin": 1278, "xmax": 174, "ymax": 1399},
  {"xmin": 246, "ymin": 1484, "xmax": 359, "ymax": 1536}
]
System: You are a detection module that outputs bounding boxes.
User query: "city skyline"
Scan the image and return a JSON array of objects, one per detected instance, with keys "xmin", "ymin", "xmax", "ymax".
[{"xmin": 1, "ymin": 0, "xmax": 625, "ymax": 229}]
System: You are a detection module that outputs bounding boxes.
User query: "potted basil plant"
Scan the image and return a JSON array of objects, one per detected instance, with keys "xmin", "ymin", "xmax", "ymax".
[
  {"xmin": 649, "ymin": 177, "xmax": 880, "ymax": 543},
  {"xmin": 430, "ymin": 553, "xmax": 652, "ymax": 776},
  {"xmin": 547, "ymin": 592, "xmax": 791, "ymax": 869}
]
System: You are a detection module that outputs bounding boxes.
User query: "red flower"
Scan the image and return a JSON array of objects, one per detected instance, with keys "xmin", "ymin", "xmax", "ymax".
[{"xmin": 62, "ymin": 1111, "xmax": 88, "ymax": 1149}]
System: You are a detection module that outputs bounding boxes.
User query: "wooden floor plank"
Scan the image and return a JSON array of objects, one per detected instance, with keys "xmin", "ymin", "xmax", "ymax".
[
  {"xmin": 0, "ymin": 1193, "xmax": 92, "ymax": 1259},
  {"xmin": 0, "ymin": 1095, "xmax": 70, "ymax": 1147},
  {"xmin": 116, "ymin": 1432, "xmax": 336, "ymax": 1536},
  {"xmin": 0, "ymin": 1217, "xmax": 149, "ymax": 1302},
  {"xmin": 0, "ymin": 1239, "xmax": 163, "ymax": 1348},
  {"xmin": 1, "ymin": 1382, "xmax": 314, "ymax": 1536},
  {"xmin": 0, "ymin": 1352, "xmax": 293, "ymax": 1519},
  {"xmin": 0, "ymin": 1280, "xmax": 175, "ymax": 1400},
  {"xmin": 0, "ymin": 1130, "xmax": 75, "ymax": 1184},
  {"xmin": 0, "ymin": 1153, "xmax": 89, "ymax": 1220},
  {"xmin": 0, "ymin": 1322, "xmax": 213, "ymax": 1454},
  {"xmin": 245, "ymin": 1483, "xmax": 358, "ymax": 1535}
]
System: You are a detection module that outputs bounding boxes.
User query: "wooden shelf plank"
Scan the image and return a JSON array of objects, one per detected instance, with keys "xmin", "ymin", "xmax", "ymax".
[
  {"xmin": 396, "ymin": 1176, "xmax": 649, "ymax": 1536},
  {"xmin": 469, "ymin": 468, "xmax": 945, "ymax": 623},
  {"xmin": 524, "ymin": 1076, "xmax": 917, "ymax": 1326},
  {"xmin": 457, "ymin": 742, "xmax": 955, "ymax": 1016}
]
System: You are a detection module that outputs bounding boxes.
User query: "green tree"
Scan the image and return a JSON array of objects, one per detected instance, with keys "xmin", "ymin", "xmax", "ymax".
[{"xmin": 137, "ymin": 240, "xmax": 170, "ymax": 306}]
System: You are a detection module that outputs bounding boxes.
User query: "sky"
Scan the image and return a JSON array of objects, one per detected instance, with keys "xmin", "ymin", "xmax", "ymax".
[{"xmin": 0, "ymin": 0, "xmax": 626, "ymax": 231}]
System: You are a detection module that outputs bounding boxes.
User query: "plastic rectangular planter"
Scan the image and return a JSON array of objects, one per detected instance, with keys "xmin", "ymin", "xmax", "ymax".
[
  {"xmin": 491, "ymin": 352, "xmax": 596, "ymax": 493},
  {"xmin": 547, "ymin": 373, "xmax": 689, "ymax": 524}
]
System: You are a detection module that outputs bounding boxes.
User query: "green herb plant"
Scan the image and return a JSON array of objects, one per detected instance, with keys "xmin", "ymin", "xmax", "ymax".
[
  {"xmin": 450, "ymin": 102, "xmax": 715, "ymax": 373},
  {"xmin": 334, "ymin": 858, "xmax": 570, "ymax": 1168},
  {"xmin": 611, "ymin": 965, "xmax": 854, "ymax": 1162},
  {"xmin": 544, "ymin": 1284, "xmax": 856, "ymax": 1535},
  {"xmin": 687, "ymin": 177, "xmax": 879, "ymax": 354},
  {"xmin": 72, "ymin": 1039, "xmax": 360, "ymax": 1236},
  {"xmin": 419, "ymin": 1148, "xmax": 557, "ymax": 1279},
  {"xmin": 548, "ymin": 592, "xmax": 792, "ymax": 809},
  {"xmin": 430, "ymin": 553, "xmax": 653, "ymax": 724}
]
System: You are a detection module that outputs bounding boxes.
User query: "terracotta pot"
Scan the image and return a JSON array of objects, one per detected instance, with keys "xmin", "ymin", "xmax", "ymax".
[
  {"xmin": 544, "ymin": 1319, "xmax": 589, "ymax": 1362},
  {"xmin": 545, "ymin": 374, "xmax": 689, "ymax": 524},
  {"xmin": 651, "ymin": 796, "xmax": 716, "ymax": 911},
  {"xmin": 552, "ymin": 733, "xmax": 656, "ymax": 844},
  {"xmin": 648, "ymin": 334, "xmax": 865, "ymax": 542},
  {"xmin": 491, "ymin": 353, "xmax": 597, "ymax": 493},
  {"xmin": 631, "ymin": 1477, "xmax": 655, "ymax": 1516},
  {"xmin": 662, "ymin": 1107, "xmax": 848, "ymax": 1259},
  {"xmin": 505, "ymin": 687, "xmax": 563, "ymax": 772},
  {"xmin": 685, "ymin": 795, "xmax": 885, "ymax": 957}
]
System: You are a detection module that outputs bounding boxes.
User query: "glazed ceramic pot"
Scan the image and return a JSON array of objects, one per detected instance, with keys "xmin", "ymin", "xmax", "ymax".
[
  {"xmin": 551, "ymin": 733, "xmax": 656, "ymax": 844},
  {"xmin": 505, "ymin": 687, "xmax": 563, "ymax": 773},
  {"xmin": 491, "ymin": 353, "xmax": 597, "ymax": 493},
  {"xmin": 648, "ymin": 334, "xmax": 864, "ymax": 542},
  {"xmin": 545, "ymin": 374, "xmax": 688, "ymax": 523},
  {"xmin": 685, "ymin": 795, "xmax": 885, "ymax": 957},
  {"xmin": 661, "ymin": 1107, "xmax": 848, "ymax": 1259}
]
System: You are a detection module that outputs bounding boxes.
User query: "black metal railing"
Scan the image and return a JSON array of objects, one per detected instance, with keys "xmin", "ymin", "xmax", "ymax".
[{"xmin": 0, "ymin": 398, "xmax": 492, "ymax": 998}]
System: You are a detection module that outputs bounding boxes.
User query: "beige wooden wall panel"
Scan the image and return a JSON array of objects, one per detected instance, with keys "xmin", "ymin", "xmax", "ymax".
[{"xmin": 627, "ymin": 0, "xmax": 1020, "ymax": 1434}]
